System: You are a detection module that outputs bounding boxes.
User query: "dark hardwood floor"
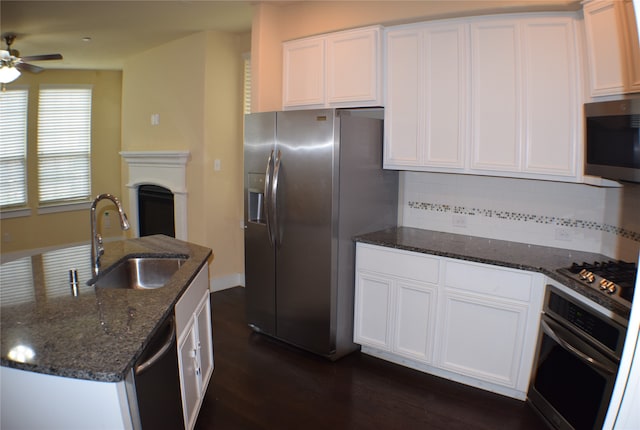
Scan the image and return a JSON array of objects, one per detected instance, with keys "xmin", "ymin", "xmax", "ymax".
[{"xmin": 195, "ymin": 287, "xmax": 548, "ymax": 430}]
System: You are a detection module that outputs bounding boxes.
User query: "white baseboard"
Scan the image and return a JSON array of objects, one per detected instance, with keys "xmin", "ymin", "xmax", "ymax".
[{"xmin": 209, "ymin": 272, "xmax": 244, "ymax": 292}]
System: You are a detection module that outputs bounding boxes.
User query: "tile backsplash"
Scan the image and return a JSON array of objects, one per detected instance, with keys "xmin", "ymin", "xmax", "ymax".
[{"xmin": 400, "ymin": 172, "xmax": 640, "ymax": 262}]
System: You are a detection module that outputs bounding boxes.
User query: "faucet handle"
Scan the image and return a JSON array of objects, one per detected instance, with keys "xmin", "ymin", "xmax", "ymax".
[{"xmin": 96, "ymin": 233, "xmax": 104, "ymax": 255}]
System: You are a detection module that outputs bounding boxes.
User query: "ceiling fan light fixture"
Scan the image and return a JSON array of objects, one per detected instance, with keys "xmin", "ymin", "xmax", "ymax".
[{"xmin": 0, "ymin": 65, "xmax": 21, "ymax": 83}]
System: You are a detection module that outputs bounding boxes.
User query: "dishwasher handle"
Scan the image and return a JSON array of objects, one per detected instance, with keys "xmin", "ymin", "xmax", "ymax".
[{"xmin": 135, "ymin": 316, "xmax": 177, "ymax": 376}]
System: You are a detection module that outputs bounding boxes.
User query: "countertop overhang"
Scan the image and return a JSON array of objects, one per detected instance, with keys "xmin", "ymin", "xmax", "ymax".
[
  {"xmin": 0, "ymin": 235, "xmax": 213, "ymax": 382},
  {"xmin": 355, "ymin": 227, "xmax": 630, "ymax": 319}
]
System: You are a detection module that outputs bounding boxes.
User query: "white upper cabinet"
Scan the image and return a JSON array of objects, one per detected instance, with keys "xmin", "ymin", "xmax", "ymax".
[
  {"xmin": 583, "ymin": 0, "xmax": 640, "ymax": 96},
  {"xmin": 384, "ymin": 13, "xmax": 581, "ymax": 182},
  {"xmin": 521, "ymin": 18, "xmax": 579, "ymax": 176},
  {"xmin": 283, "ymin": 26, "xmax": 382, "ymax": 109},
  {"xmin": 470, "ymin": 19, "xmax": 521, "ymax": 172},
  {"xmin": 384, "ymin": 28, "xmax": 422, "ymax": 166},
  {"xmin": 385, "ymin": 22, "xmax": 467, "ymax": 170},
  {"xmin": 282, "ymin": 37, "xmax": 326, "ymax": 107}
]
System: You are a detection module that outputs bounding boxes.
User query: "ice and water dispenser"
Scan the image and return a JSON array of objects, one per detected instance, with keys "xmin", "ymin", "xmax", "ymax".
[{"xmin": 247, "ymin": 173, "xmax": 266, "ymax": 224}]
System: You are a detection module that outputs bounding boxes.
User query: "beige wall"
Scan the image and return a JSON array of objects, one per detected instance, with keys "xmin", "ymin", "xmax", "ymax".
[
  {"xmin": 121, "ymin": 30, "xmax": 250, "ymax": 282},
  {"xmin": 0, "ymin": 70, "xmax": 123, "ymax": 254},
  {"xmin": 250, "ymin": 0, "xmax": 580, "ymax": 112}
]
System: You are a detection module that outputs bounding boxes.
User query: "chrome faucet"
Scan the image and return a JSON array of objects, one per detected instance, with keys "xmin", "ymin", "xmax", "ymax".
[{"xmin": 91, "ymin": 193, "xmax": 130, "ymax": 277}]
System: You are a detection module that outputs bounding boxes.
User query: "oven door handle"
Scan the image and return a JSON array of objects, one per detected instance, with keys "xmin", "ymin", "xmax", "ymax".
[{"xmin": 540, "ymin": 319, "xmax": 617, "ymax": 375}]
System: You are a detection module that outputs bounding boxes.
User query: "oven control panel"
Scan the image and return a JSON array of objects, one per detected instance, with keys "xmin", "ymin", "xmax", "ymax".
[{"xmin": 546, "ymin": 287, "xmax": 626, "ymax": 358}]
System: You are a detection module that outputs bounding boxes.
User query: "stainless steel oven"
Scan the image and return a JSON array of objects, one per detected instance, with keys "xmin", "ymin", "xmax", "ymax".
[{"xmin": 528, "ymin": 286, "xmax": 627, "ymax": 430}]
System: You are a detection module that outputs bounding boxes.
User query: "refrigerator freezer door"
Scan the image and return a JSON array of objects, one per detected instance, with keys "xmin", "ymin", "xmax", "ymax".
[
  {"xmin": 275, "ymin": 109, "xmax": 338, "ymax": 355},
  {"xmin": 244, "ymin": 112, "xmax": 277, "ymax": 336}
]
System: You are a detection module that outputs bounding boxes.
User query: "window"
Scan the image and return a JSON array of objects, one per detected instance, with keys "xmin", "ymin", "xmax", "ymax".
[
  {"xmin": 243, "ymin": 53, "xmax": 251, "ymax": 115},
  {"xmin": 37, "ymin": 85, "xmax": 92, "ymax": 206},
  {"xmin": 0, "ymin": 88, "xmax": 29, "ymax": 208}
]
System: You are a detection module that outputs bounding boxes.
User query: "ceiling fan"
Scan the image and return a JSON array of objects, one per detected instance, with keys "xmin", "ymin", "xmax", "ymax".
[{"xmin": 0, "ymin": 33, "xmax": 63, "ymax": 87}]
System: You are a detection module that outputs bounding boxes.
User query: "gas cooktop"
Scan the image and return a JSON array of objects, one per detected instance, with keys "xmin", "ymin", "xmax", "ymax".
[{"xmin": 557, "ymin": 260, "xmax": 637, "ymax": 309}]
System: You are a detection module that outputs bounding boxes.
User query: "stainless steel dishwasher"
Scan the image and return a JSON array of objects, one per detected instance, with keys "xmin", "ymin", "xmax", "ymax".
[{"xmin": 132, "ymin": 315, "xmax": 184, "ymax": 429}]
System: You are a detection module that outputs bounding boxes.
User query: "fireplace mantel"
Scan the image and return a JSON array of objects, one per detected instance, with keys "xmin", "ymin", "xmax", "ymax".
[{"xmin": 120, "ymin": 151, "xmax": 190, "ymax": 240}]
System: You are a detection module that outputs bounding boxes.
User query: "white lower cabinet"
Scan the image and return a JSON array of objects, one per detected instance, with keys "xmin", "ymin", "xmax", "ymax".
[
  {"xmin": 393, "ymin": 281, "xmax": 438, "ymax": 363},
  {"xmin": 175, "ymin": 264, "xmax": 214, "ymax": 430},
  {"xmin": 436, "ymin": 289, "xmax": 529, "ymax": 388},
  {"xmin": 354, "ymin": 243, "xmax": 544, "ymax": 400},
  {"xmin": 354, "ymin": 273, "xmax": 438, "ymax": 363},
  {"xmin": 354, "ymin": 244, "xmax": 440, "ymax": 364},
  {"xmin": 354, "ymin": 272, "xmax": 394, "ymax": 351}
]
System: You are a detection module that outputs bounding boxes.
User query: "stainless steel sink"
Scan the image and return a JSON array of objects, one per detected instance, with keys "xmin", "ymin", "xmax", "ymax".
[{"xmin": 92, "ymin": 257, "xmax": 187, "ymax": 290}]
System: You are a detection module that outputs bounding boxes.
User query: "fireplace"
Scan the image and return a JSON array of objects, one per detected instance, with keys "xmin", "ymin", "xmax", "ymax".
[
  {"xmin": 120, "ymin": 151, "xmax": 189, "ymax": 241},
  {"xmin": 138, "ymin": 184, "xmax": 175, "ymax": 237}
]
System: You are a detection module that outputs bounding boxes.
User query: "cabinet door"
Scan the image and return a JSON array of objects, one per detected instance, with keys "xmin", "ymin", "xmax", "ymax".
[
  {"xmin": 521, "ymin": 17, "xmax": 578, "ymax": 177},
  {"xmin": 622, "ymin": 0, "xmax": 640, "ymax": 92},
  {"xmin": 354, "ymin": 272, "xmax": 393, "ymax": 351},
  {"xmin": 282, "ymin": 37, "xmax": 325, "ymax": 108},
  {"xmin": 326, "ymin": 27, "xmax": 381, "ymax": 106},
  {"xmin": 384, "ymin": 28, "xmax": 423, "ymax": 167},
  {"xmin": 385, "ymin": 23, "xmax": 467, "ymax": 170},
  {"xmin": 393, "ymin": 281, "xmax": 437, "ymax": 363},
  {"xmin": 583, "ymin": 1, "xmax": 627, "ymax": 95},
  {"xmin": 178, "ymin": 323, "xmax": 200, "ymax": 430},
  {"xmin": 423, "ymin": 22, "xmax": 468, "ymax": 169},
  {"xmin": 436, "ymin": 289, "xmax": 528, "ymax": 389},
  {"xmin": 195, "ymin": 292, "xmax": 214, "ymax": 389},
  {"xmin": 470, "ymin": 20, "xmax": 521, "ymax": 172}
]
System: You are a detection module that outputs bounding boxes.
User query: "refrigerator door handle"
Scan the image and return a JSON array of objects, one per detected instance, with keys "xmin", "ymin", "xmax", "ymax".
[
  {"xmin": 264, "ymin": 150, "xmax": 276, "ymax": 247},
  {"xmin": 271, "ymin": 150, "xmax": 282, "ymax": 248}
]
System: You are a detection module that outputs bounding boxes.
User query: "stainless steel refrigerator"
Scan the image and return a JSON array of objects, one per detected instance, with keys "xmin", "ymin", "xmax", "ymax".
[{"xmin": 243, "ymin": 108, "xmax": 398, "ymax": 360}]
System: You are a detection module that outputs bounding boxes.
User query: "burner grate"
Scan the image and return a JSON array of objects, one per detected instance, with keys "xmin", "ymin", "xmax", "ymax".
[{"xmin": 562, "ymin": 260, "xmax": 637, "ymax": 307}]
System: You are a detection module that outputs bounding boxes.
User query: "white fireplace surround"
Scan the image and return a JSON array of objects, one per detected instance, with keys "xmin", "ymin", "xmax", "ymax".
[{"xmin": 120, "ymin": 151, "xmax": 190, "ymax": 241}]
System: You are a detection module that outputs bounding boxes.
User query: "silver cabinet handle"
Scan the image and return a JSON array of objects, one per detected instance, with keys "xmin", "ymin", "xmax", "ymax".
[
  {"xmin": 271, "ymin": 150, "xmax": 282, "ymax": 249},
  {"xmin": 264, "ymin": 150, "xmax": 276, "ymax": 247},
  {"xmin": 540, "ymin": 318, "xmax": 617, "ymax": 375}
]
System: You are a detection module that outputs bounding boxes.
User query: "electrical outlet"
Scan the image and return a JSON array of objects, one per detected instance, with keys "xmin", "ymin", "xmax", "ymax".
[
  {"xmin": 2, "ymin": 232, "xmax": 12, "ymax": 243},
  {"xmin": 452, "ymin": 214, "xmax": 467, "ymax": 228},
  {"xmin": 555, "ymin": 227, "xmax": 572, "ymax": 241},
  {"xmin": 214, "ymin": 159, "xmax": 221, "ymax": 171}
]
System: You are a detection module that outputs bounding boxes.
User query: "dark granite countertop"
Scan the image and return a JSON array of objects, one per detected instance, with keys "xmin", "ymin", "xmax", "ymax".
[
  {"xmin": 355, "ymin": 227, "xmax": 630, "ymax": 319},
  {"xmin": 0, "ymin": 235, "xmax": 212, "ymax": 382}
]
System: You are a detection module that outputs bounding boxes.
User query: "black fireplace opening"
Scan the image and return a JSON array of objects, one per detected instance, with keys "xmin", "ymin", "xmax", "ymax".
[{"xmin": 138, "ymin": 185, "xmax": 175, "ymax": 238}]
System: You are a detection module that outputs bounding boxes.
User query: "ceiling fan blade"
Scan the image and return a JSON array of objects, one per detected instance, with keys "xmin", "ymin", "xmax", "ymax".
[
  {"xmin": 21, "ymin": 53, "xmax": 63, "ymax": 62},
  {"xmin": 17, "ymin": 62, "xmax": 44, "ymax": 73}
]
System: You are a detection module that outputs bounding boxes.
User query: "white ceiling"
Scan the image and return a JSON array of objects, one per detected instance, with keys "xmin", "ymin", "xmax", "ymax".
[{"xmin": 0, "ymin": 1, "xmax": 254, "ymax": 70}]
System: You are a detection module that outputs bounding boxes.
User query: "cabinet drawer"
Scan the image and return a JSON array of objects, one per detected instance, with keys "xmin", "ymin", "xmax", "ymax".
[
  {"xmin": 356, "ymin": 244, "xmax": 440, "ymax": 284},
  {"xmin": 444, "ymin": 260, "xmax": 532, "ymax": 302},
  {"xmin": 175, "ymin": 264, "xmax": 208, "ymax": 334}
]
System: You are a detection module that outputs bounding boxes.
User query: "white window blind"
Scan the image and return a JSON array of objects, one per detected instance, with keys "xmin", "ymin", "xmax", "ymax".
[
  {"xmin": 0, "ymin": 89, "xmax": 29, "ymax": 208},
  {"xmin": 37, "ymin": 86, "xmax": 92, "ymax": 205},
  {"xmin": 243, "ymin": 54, "xmax": 252, "ymax": 115}
]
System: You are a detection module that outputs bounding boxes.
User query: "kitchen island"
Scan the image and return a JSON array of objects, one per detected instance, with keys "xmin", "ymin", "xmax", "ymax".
[{"xmin": 0, "ymin": 235, "xmax": 213, "ymax": 429}]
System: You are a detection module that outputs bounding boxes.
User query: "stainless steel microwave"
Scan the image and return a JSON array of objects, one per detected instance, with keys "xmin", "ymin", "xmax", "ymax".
[{"xmin": 585, "ymin": 96, "xmax": 640, "ymax": 183}]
